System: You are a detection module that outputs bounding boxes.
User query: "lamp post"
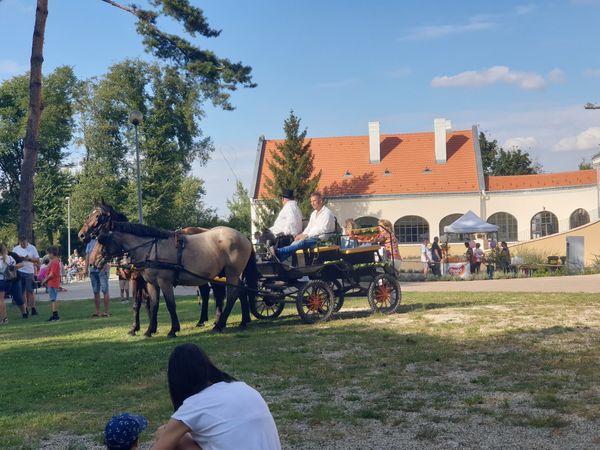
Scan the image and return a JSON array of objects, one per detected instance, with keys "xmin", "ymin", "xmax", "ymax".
[
  {"xmin": 129, "ymin": 110, "xmax": 143, "ymax": 224},
  {"xmin": 65, "ymin": 196, "xmax": 71, "ymax": 260}
]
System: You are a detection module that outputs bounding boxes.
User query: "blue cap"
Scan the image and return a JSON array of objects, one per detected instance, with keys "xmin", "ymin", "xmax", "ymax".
[{"xmin": 104, "ymin": 413, "xmax": 148, "ymax": 449}]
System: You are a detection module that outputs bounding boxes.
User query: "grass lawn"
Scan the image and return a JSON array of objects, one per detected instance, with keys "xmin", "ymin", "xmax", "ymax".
[{"xmin": 0, "ymin": 292, "xmax": 599, "ymax": 449}]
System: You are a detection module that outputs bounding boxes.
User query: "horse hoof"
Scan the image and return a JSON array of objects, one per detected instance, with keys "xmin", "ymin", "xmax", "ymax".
[
  {"xmin": 128, "ymin": 330, "xmax": 137, "ymax": 336},
  {"xmin": 211, "ymin": 326, "xmax": 223, "ymax": 333},
  {"xmin": 167, "ymin": 332, "xmax": 178, "ymax": 338},
  {"xmin": 196, "ymin": 321, "xmax": 205, "ymax": 328},
  {"xmin": 143, "ymin": 333, "xmax": 153, "ymax": 338},
  {"xmin": 238, "ymin": 322, "xmax": 249, "ymax": 330}
]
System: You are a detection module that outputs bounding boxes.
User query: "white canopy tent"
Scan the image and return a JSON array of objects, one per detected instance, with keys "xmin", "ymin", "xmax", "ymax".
[{"xmin": 443, "ymin": 210, "xmax": 498, "ymax": 234}]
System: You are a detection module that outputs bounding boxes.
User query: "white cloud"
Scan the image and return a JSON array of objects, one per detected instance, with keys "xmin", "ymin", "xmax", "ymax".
[
  {"xmin": 554, "ymin": 127, "xmax": 600, "ymax": 151},
  {"xmin": 504, "ymin": 136, "xmax": 536, "ymax": 149},
  {"xmin": 317, "ymin": 78, "xmax": 359, "ymax": 89},
  {"xmin": 431, "ymin": 66, "xmax": 545, "ymax": 90},
  {"xmin": 547, "ymin": 68, "xmax": 566, "ymax": 83},
  {"xmin": 0, "ymin": 59, "xmax": 26, "ymax": 76},
  {"xmin": 584, "ymin": 68, "xmax": 600, "ymax": 77},
  {"xmin": 399, "ymin": 16, "xmax": 494, "ymax": 41}
]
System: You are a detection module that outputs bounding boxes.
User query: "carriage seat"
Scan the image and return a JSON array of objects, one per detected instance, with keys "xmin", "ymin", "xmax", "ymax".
[
  {"xmin": 295, "ymin": 244, "xmax": 341, "ymax": 267},
  {"xmin": 340, "ymin": 245, "xmax": 380, "ymax": 265}
]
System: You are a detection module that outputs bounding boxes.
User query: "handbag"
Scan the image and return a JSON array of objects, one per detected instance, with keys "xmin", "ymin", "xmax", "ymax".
[{"xmin": 4, "ymin": 264, "xmax": 17, "ymax": 281}]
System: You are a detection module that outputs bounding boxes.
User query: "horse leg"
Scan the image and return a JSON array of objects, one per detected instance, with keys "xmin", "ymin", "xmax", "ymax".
[
  {"xmin": 213, "ymin": 271, "xmax": 242, "ymax": 332},
  {"xmin": 159, "ymin": 282, "xmax": 180, "ymax": 338},
  {"xmin": 197, "ymin": 283, "xmax": 210, "ymax": 327},
  {"xmin": 212, "ymin": 282, "xmax": 226, "ymax": 325},
  {"xmin": 128, "ymin": 277, "xmax": 141, "ymax": 336},
  {"xmin": 144, "ymin": 283, "xmax": 160, "ymax": 337}
]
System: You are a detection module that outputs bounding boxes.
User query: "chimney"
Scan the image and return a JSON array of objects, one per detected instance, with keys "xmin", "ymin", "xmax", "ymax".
[
  {"xmin": 369, "ymin": 121, "xmax": 380, "ymax": 163},
  {"xmin": 434, "ymin": 118, "xmax": 452, "ymax": 164}
]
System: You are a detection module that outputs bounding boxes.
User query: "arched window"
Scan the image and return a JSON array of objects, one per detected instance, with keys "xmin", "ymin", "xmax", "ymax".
[
  {"xmin": 355, "ymin": 216, "xmax": 379, "ymax": 228},
  {"xmin": 488, "ymin": 212, "xmax": 518, "ymax": 242},
  {"xmin": 569, "ymin": 208, "xmax": 590, "ymax": 229},
  {"xmin": 439, "ymin": 213, "xmax": 463, "ymax": 243},
  {"xmin": 394, "ymin": 216, "xmax": 429, "ymax": 244},
  {"xmin": 530, "ymin": 211, "xmax": 558, "ymax": 239}
]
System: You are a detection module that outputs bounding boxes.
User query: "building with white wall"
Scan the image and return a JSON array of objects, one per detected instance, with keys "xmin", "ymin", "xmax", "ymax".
[{"xmin": 251, "ymin": 120, "xmax": 599, "ymax": 257}]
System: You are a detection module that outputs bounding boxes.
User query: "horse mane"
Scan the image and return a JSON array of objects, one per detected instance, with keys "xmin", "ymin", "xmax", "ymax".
[
  {"xmin": 97, "ymin": 201, "xmax": 129, "ymax": 222},
  {"xmin": 112, "ymin": 221, "xmax": 173, "ymax": 239}
]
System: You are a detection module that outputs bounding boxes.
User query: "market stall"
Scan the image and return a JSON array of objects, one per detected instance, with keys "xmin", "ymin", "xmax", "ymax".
[{"xmin": 442, "ymin": 210, "xmax": 498, "ymax": 277}]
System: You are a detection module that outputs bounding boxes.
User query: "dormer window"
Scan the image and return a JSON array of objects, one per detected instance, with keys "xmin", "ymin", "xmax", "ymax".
[{"xmin": 344, "ymin": 170, "xmax": 352, "ymax": 177}]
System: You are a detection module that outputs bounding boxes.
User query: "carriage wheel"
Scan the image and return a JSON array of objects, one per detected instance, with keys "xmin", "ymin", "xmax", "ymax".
[
  {"xmin": 250, "ymin": 293, "xmax": 285, "ymax": 320},
  {"xmin": 330, "ymin": 280, "xmax": 345, "ymax": 313},
  {"xmin": 296, "ymin": 280, "xmax": 334, "ymax": 324},
  {"xmin": 367, "ymin": 273, "xmax": 401, "ymax": 314}
]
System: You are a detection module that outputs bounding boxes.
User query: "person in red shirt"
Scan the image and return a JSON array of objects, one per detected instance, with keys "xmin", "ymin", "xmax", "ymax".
[{"xmin": 41, "ymin": 246, "xmax": 61, "ymax": 322}]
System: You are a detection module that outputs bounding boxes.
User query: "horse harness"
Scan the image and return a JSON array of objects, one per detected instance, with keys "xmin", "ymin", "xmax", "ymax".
[{"xmin": 103, "ymin": 231, "xmax": 251, "ymax": 293}]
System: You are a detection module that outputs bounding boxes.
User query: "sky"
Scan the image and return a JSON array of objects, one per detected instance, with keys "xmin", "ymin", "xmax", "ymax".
[{"xmin": 2, "ymin": 0, "xmax": 600, "ymax": 216}]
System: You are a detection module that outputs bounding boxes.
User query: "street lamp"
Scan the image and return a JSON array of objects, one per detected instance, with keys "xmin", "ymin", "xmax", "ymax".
[
  {"xmin": 128, "ymin": 110, "xmax": 143, "ymax": 224},
  {"xmin": 65, "ymin": 196, "xmax": 71, "ymax": 260}
]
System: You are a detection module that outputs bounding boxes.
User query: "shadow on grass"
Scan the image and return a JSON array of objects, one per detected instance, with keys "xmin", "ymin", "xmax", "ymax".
[{"xmin": 0, "ymin": 295, "xmax": 598, "ymax": 449}]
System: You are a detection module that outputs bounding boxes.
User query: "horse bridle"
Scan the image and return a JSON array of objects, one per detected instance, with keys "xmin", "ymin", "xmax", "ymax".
[{"xmin": 96, "ymin": 231, "xmax": 159, "ymax": 269}]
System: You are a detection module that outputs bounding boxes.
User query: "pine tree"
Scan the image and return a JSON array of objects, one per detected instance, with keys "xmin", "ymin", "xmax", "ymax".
[{"xmin": 257, "ymin": 111, "xmax": 321, "ymax": 230}]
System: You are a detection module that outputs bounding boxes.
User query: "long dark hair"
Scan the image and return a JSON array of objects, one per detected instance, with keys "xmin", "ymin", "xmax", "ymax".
[{"xmin": 168, "ymin": 343, "xmax": 236, "ymax": 411}]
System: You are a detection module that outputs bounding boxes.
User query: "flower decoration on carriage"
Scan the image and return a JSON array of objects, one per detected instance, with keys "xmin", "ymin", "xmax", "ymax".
[{"xmin": 350, "ymin": 227, "xmax": 380, "ymax": 244}]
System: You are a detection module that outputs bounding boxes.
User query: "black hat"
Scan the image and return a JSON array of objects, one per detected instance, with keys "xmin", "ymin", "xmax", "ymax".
[{"xmin": 281, "ymin": 189, "xmax": 294, "ymax": 200}]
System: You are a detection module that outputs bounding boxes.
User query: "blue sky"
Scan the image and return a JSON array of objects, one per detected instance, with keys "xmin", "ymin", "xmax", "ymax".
[{"xmin": 2, "ymin": 0, "xmax": 600, "ymax": 215}]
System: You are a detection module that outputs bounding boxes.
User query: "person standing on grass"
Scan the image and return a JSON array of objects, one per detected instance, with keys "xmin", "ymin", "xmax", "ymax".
[
  {"xmin": 85, "ymin": 238, "xmax": 110, "ymax": 317},
  {"xmin": 473, "ymin": 242, "xmax": 484, "ymax": 274},
  {"xmin": 117, "ymin": 255, "xmax": 132, "ymax": 304},
  {"xmin": 430, "ymin": 237, "xmax": 443, "ymax": 276},
  {"xmin": 0, "ymin": 243, "xmax": 19, "ymax": 325},
  {"xmin": 12, "ymin": 236, "xmax": 40, "ymax": 316},
  {"xmin": 41, "ymin": 246, "xmax": 61, "ymax": 322},
  {"xmin": 151, "ymin": 343, "xmax": 281, "ymax": 450}
]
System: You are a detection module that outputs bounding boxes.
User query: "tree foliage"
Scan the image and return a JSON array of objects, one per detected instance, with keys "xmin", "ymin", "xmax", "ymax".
[
  {"xmin": 71, "ymin": 59, "xmax": 214, "ymax": 229},
  {"xmin": 579, "ymin": 158, "xmax": 593, "ymax": 170},
  {"xmin": 226, "ymin": 180, "xmax": 251, "ymax": 236},
  {"xmin": 479, "ymin": 132, "xmax": 541, "ymax": 176},
  {"xmin": 19, "ymin": 0, "xmax": 254, "ymax": 240},
  {"xmin": 256, "ymin": 111, "xmax": 321, "ymax": 231},
  {"xmin": 0, "ymin": 67, "xmax": 78, "ymax": 244}
]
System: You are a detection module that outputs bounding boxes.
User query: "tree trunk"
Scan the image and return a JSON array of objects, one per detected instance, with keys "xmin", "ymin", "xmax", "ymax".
[{"xmin": 18, "ymin": 0, "xmax": 48, "ymax": 242}]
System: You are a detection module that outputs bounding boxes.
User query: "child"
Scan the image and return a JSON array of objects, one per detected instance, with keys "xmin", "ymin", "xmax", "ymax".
[
  {"xmin": 376, "ymin": 219, "xmax": 402, "ymax": 270},
  {"xmin": 104, "ymin": 412, "xmax": 148, "ymax": 450},
  {"xmin": 41, "ymin": 246, "xmax": 61, "ymax": 322},
  {"xmin": 341, "ymin": 219, "xmax": 358, "ymax": 249}
]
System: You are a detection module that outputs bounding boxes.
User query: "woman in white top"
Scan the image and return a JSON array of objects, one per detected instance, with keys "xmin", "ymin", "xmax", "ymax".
[
  {"xmin": 152, "ymin": 344, "xmax": 281, "ymax": 450},
  {"xmin": 0, "ymin": 243, "xmax": 18, "ymax": 324}
]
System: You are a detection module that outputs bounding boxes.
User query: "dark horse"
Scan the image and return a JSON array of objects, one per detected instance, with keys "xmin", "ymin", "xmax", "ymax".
[{"xmin": 80, "ymin": 203, "xmax": 257, "ymax": 337}]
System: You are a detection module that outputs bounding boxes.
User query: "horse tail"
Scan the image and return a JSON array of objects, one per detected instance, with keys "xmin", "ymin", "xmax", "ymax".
[{"xmin": 243, "ymin": 249, "xmax": 258, "ymax": 305}]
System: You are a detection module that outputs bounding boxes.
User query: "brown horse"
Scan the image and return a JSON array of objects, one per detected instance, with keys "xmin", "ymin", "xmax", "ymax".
[
  {"xmin": 88, "ymin": 221, "xmax": 256, "ymax": 337},
  {"xmin": 80, "ymin": 202, "xmax": 234, "ymax": 335}
]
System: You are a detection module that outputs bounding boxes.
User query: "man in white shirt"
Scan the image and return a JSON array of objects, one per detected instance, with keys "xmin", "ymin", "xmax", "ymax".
[
  {"xmin": 269, "ymin": 189, "xmax": 303, "ymax": 241},
  {"xmin": 276, "ymin": 192, "xmax": 336, "ymax": 262},
  {"xmin": 12, "ymin": 236, "xmax": 40, "ymax": 317}
]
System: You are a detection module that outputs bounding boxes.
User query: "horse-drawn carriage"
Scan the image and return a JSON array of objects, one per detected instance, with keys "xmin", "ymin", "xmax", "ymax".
[
  {"xmin": 251, "ymin": 236, "xmax": 402, "ymax": 324},
  {"xmin": 79, "ymin": 201, "xmax": 401, "ymax": 336}
]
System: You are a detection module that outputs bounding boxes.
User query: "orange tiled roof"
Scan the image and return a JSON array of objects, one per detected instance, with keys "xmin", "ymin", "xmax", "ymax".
[
  {"xmin": 255, "ymin": 130, "xmax": 480, "ymax": 198},
  {"xmin": 485, "ymin": 170, "xmax": 597, "ymax": 191}
]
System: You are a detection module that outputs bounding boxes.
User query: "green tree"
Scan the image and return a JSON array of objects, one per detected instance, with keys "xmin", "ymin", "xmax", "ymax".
[
  {"xmin": 0, "ymin": 67, "xmax": 78, "ymax": 243},
  {"xmin": 73, "ymin": 60, "xmax": 215, "ymax": 229},
  {"xmin": 256, "ymin": 111, "xmax": 321, "ymax": 230},
  {"xmin": 226, "ymin": 180, "xmax": 251, "ymax": 236},
  {"xmin": 579, "ymin": 158, "xmax": 593, "ymax": 170},
  {"xmin": 19, "ymin": 0, "xmax": 255, "ymax": 240},
  {"xmin": 479, "ymin": 132, "xmax": 541, "ymax": 176}
]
